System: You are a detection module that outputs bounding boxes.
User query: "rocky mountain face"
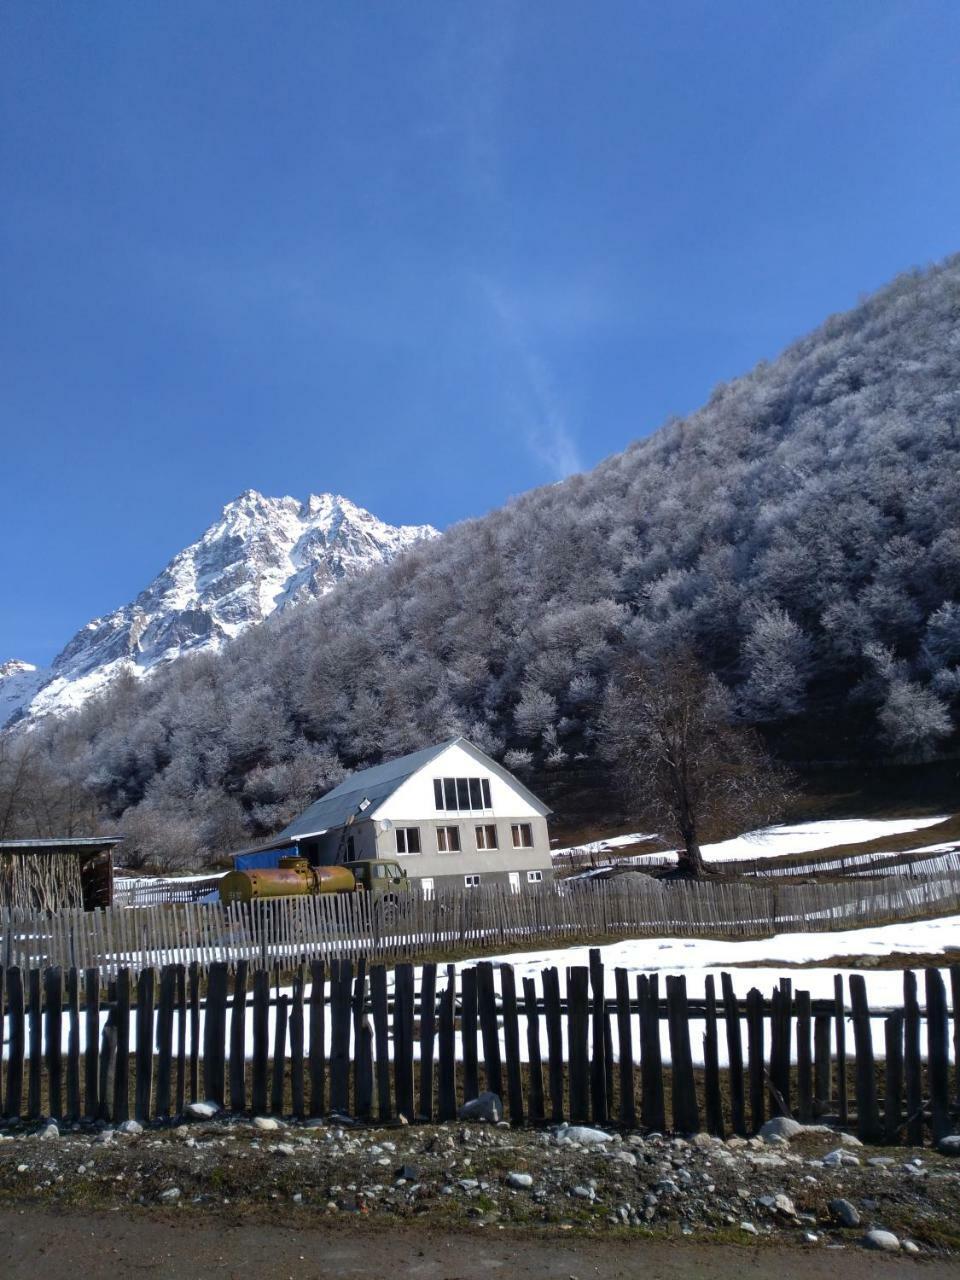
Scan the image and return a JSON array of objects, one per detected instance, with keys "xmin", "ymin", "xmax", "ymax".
[{"xmin": 1, "ymin": 491, "xmax": 437, "ymax": 729}]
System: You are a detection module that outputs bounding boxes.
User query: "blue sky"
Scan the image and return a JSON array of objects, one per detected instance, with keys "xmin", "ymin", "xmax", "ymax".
[{"xmin": 2, "ymin": 2, "xmax": 959, "ymax": 666}]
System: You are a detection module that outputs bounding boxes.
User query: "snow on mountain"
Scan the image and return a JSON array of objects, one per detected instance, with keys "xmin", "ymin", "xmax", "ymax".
[{"xmin": 2, "ymin": 491, "xmax": 437, "ymax": 729}]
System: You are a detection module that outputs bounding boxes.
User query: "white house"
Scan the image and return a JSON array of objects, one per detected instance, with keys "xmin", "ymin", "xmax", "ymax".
[{"xmin": 265, "ymin": 737, "xmax": 554, "ymax": 894}]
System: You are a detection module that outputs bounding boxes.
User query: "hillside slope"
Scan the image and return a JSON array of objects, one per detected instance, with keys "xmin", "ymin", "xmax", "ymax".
[{"xmin": 32, "ymin": 256, "xmax": 960, "ymax": 861}]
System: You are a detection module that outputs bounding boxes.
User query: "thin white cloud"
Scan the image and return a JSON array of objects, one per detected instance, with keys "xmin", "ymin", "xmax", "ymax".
[{"xmin": 481, "ymin": 277, "xmax": 584, "ymax": 481}]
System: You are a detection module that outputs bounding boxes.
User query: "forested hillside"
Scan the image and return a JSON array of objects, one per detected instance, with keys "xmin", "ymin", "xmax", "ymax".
[{"xmin": 16, "ymin": 256, "xmax": 960, "ymax": 864}]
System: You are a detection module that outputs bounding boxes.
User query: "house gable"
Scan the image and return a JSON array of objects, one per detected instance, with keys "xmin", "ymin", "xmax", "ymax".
[{"xmin": 372, "ymin": 738, "xmax": 550, "ymax": 824}]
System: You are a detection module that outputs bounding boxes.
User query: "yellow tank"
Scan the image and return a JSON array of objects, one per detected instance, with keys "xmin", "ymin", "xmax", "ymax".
[{"xmin": 219, "ymin": 857, "xmax": 357, "ymax": 905}]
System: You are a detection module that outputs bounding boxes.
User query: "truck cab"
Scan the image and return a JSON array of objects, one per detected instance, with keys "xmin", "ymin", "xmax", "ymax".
[{"xmin": 351, "ymin": 859, "xmax": 409, "ymax": 896}]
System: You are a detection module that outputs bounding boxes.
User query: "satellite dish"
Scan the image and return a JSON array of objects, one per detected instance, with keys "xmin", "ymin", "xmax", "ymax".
[{"xmin": 379, "ymin": 819, "xmax": 394, "ymax": 833}]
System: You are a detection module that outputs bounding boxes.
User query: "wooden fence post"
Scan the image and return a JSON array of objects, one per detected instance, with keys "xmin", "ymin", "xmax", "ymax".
[
  {"xmin": 834, "ymin": 974, "xmax": 848, "ymax": 1126},
  {"xmin": 614, "ymin": 967, "xmax": 636, "ymax": 1129},
  {"xmin": 370, "ymin": 964, "xmax": 391, "ymax": 1121},
  {"xmin": 418, "ymin": 963, "xmax": 437, "ymax": 1122},
  {"xmin": 666, "ymin": 975, "xmax": 699, "ymax": 1134},
  {"xmin": 476, "ymin": 962, "xmax": 502, "ymax": 1100},
  {"xmin": 203, "ymin": 962, "xmax": 228, "ymax": 1108},
  {"xmin": 134, "ymin": 968, "xmax": 155, "ymax": 1122},
  {"xmin": 904, "ymin": 970, "xmax": 923, "ymax": 1146},
  {"xmin": 813, "ymin": 1014, "xmax": 831, "ymax": 1117},
  {"xmin": 393, "ymin": 962, "xmax": 414, "ymax": 1121},
  {"xmin": 500, "ymin": 964, "xmax": 524, "ymax": 1124},
  {"xmin": 84, "ymin": 968, "xmax": 100, "ymax": 1120},
  {"xmin": 523, "ymin": 974, "xmax": 545, "ymax": 1125},
  {"xmin": 461, "ymin": 966, "xmax": 479, "ymax": 1103},
  {"xmin": 543, "ymin": 967, "xmax": 565, "ymax": 1123},
  {"xmin": 795, "ymin": 990, "xmax": 812, "ymax": 1124},
  {"xmin": 438, "ymin": 965, "xmax": 457, "ymax": 1122},
  {"xmin": 271, "ymin": 994, "xmax": 288, "ymax": 1115},
  {"xmin": 925, "ymin": 968, "xmax": 950, "ymax": 1146},
  {"xmin": 884, "ymin": 1010, "xmax": 903, "ymax": 1145},
  {"xmin": 567, "ymin": 966, "xmax": 590, "ymax": 1124},
  {"xmin": 44, "ymin": 967, "xmax": 63, "ymax": 1121},
  {"xmin": 637, "ymin": 974, "xmax": 665, "ymax": 1133},
  {"xmin": 251, "ymin": 967, "xmax": 270, "ymax": 1115},
  {"xmin": 746, "ymin": 987, "xmax": 765, "ymax": 1133},
  {"xmin": 156, "ymin": 965, "xmax": 177, "ymax": 1119},
  {"xmin": 309, "ymin": 959, "xmax": 326, "ymax": 1118},
  {"xmin": 721, "ymin": 972, "xmax": 745, "ymax": 1136},
  {"xmin": 228, "ymin": 961, "xmax": 248, "ymax": 1114},
  {"xmin": 66, "ymin": 967, "xmax": 81, "ymax": 1122},
  {"xmin": 848, "ymin": 974, "xmax": 881, "ymax": 1142},
  {"xmin": 27, "ymin": 968, "xmax": 41, "ymax": 1120},
  {"xmin": 290, "ymin": 966, "xmax": 305, "ymax": 1120},
  {"xmin": 188, "ymin": 962, "xmax": 200, "ymax": 1105},
  {"xmin": 5, "ymin": 967, "xmax": 24, "ymax": 1119},
  {"xmin": 703, "ymin": 975, "xmax": 724, "ymax": 1138},
  {"xmin": 589, "ymin": 948, "xmax": 607, "ymax": 1125}
]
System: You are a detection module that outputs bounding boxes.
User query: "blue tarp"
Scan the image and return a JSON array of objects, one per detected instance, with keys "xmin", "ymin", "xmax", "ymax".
[{"xmin": 233, "ymin": 844, "xmax": 296, "ymax": 871}]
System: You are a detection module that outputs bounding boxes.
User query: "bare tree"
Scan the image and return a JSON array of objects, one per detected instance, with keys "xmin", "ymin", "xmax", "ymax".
[{"xmin": 602, "ymin": 650, "xmax": 789, "ymax": 877}]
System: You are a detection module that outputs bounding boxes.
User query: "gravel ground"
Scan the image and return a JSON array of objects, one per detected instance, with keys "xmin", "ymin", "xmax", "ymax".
[{"xmin": 1, "ymin": 1109, "xmax": 959, "ymax": 1260}]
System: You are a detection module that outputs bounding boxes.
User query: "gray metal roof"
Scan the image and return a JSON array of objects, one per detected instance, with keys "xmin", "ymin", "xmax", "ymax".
[
  {"xmin": 276, "ymin": 735, "xmax": 551, "ymax": 841},
  {"xmin": 277, "ymin": 738, "xmax": 459, "ymax": 840},
  {"xmin": 0, "ymin": 837, "xmax": 122, "ymax": 851}
]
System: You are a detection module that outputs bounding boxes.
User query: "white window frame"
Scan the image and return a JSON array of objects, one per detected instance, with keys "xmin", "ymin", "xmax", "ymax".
[
  {"xmin": 420, "ymin": 877, "xmax": 435, "ymax": 899},
  {"xmin": 464, "ymin": 873, "xmax": 481, "ymax": 888},
  {"xmin": 434, "ymin": 776, "xmax": 494, "ymax": 813},
  {"xmin": 436, "ymin": 824, "xmax": 462, "ymax": 853},
  {"xmin": 511, "ymin": 823, "xmax": 534, "ymax": 849},
  {"xmin": 395, "ymin": 826, "xmax": 421, "ymax": 855},
  {"xmin": 526, "ymin": 869, "xmax": 543, "ymax": 884},
  {"xmin": 475, "ymin": 824, "xmax": 498, "ymax": 850}
]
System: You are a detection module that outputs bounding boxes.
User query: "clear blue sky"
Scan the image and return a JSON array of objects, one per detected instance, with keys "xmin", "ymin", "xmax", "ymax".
[{"xmin": 2, "ymin": 2, "xmax": 959, "ymax": 666}]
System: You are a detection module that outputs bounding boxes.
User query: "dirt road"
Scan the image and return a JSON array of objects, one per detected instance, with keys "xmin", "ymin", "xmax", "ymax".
[{"xmin": 1, "ymin": 1209, "xmax": 952, "ymax": 1280}]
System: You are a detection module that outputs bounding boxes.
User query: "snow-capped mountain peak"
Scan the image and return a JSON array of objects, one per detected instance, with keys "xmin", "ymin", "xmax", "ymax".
[{"xmin": 2, "ymin": 491, "xmax": 438, "ymax": 729}]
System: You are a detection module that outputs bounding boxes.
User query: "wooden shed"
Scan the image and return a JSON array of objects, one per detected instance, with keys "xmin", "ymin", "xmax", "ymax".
[{"xmin": 0, "ymin": 837, "xmax": 121, "ymax": 911}]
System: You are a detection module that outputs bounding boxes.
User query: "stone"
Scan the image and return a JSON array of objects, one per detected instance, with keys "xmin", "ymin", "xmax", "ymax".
[
  {"xmin": 275, "ymin": 1143, "xmax": 296, "ymax": 1156},
  {"xmin": 867, "ymin": 1156, "xmax": 895, "ymax": 1167},
  {"xmin": 253, "ymin": 1116, "xmax": 280, "ymax": 1131},
  {"xmin": 39, "ymin": 1123, "xmax": 60, "ymax": 1142},
  {"xmin": 828, "ymin": 1198, "xmax": 860, "ymax": 1228},
  {"xmin": 937, "ymin": 1134, "xmax": 960, "ymax": 1156},
  {"xmin": 457, "ymin": 1092, "xmax": 503, "ymax": 1123},
  {"xmin": 773, "ymin": 1193, "xmax": 796, "ymax": 1216},
  {"xmin": 758, "ymin": 1116, "xmax": 804, "ymax": 1142},
  {"xmin": 613, "ymin": 1150, "xmax": 637, "ymax": 1167},
  {"xmin": 863, "ymin": 1230, "xmax": 900, "ymax": 1252},
  {"xmin": 559, "ymin": 1125, "xmax": 612, "ymax": 1145},
  {"xmin": 902, "ymin": 1241, "xmax": 920, "ymax": 1255},
  {"xmin": 186, "ymin": 1101, "xmax": 218, "ymax": 1120},
  {"xmin": 118, "ymin": 1119, "xmax": 143, "ymax": 1135},
  {"xmin": 572, "ymin": 1185, "xmax": 594, "ymax": 1199},
  {"xmin": 740, "ymin": 1222, "xmax": 758, "ymax": 1235},
  {"xmin": 506, "ymin": 1172, "xmax": 533, "ymax": 1189},
  {"xmin": 159, "ymin": 1187, "xmax": 181, "ymax": 1202}
]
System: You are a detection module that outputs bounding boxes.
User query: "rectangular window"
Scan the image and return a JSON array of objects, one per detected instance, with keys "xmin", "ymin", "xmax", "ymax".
[
  {"xmin": 511, "ymin": 823, "xmax": 534, "ymax": 849},
  {"xmin": 526, "ymin": 870, "xmax": 543, "ymax": 883},
  {"xmin": 464, "ymin": 874, "xmax": 481, "ymax": 888},
  {"xmin": 395, "ymin": 827, "xmax": 421, "ymax": 855},
  {"xmin": 434, "ymin": 776, "xmax": 493, "ymax": 812},
  {"xmin": 421, "ymin": 877, "xmax": 435, "ymax": 899},
  {"xmin": 475, "ymin": 824, "xmax": 498, "ymax": 850},
  {"xmin": 436, "ymin": 825, "xmax": 461, "ymax": 853}
]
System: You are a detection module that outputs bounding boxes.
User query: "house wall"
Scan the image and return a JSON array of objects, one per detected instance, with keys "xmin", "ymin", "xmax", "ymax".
[
  {"xmin": 372, "ymin": 814, "xmax": 553, "ymax": 891},
  {"xmin": 374, "ymin": 740, "xmax": 544, "ymax": 822}
]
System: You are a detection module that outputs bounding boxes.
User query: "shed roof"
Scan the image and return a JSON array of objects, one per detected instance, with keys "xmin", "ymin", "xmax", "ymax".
[
  {"xmin": 0, "ymin": 837, "xmax": 122, "ymax": 852},
  {"xmin": 276, "ymin": 736, "xmax": 550, "ymax": 841}
]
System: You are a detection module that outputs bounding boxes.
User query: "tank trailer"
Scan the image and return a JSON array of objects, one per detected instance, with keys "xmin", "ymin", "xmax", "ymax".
[{"xmin": 219, "ymin": 855, "xmax": 409, "ymax": 906}]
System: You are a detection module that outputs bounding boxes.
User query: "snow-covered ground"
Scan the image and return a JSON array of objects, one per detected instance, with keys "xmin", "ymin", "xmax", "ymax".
[{"xmin": 552, "ymin": 815, "xmax": 949, "ymax": 867}]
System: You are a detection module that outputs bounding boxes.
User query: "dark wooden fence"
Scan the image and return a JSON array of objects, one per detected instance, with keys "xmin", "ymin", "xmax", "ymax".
[
  {"xmin": 4, "ymin": 871, "xmax": 960, "ymax": 977},
  {"xmin": 2, "ymin": 954, "xmax": 958, "ymax": 1147}
]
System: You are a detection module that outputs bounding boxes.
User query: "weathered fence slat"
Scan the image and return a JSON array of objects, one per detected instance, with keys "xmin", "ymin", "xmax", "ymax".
[
  {"xmin": 133, "ymin": 968, "xmax": 154, "ymax": 1121},
  {"xmin": 501, "ymin": 963, "xmax": 524, "ymax": 1125},
  {"xmin": 461, "ymin": 966, "xmax": 479, "ymax": 1104},
  {"xmin": 271, "ymin": 994, "xmax": 288, "ymax": 1115},
  {"xmin": 721, "ymin": 972, "xmax": 745, "ymax": 1135},
  {"xmin": 834, "ymin": 974, "xmax": 848, "ymax": 1126},
  {"xmin": 703, "ymin": 975, "xmax": 724, "ymax": 1138},
  {"xmin": 925, "ymin": 968, "xmax": 950, "ymax": 1146},
  {"xmin": 813, "ymin": 1013, "xmax": 831, "ymax": 1117},
  {"xmin": 290, "ymin": 966, "xmax": 305, "ymax": 1120},
  {"xmin": 66, "ymin": 967, "xmax": 81, "ymax": 1121},
  {"xmin": 796, "ymin": 990, "xmax": 812, "ymax": 1124},
  {"xmin": 393, "ymin": 962, "xmax": 415, "ymax": 1121},
  {"xmin": 438, "ymin": 966, "xmax": 457, "ymax": 1122},
  {"xmin": 638, "ymin": 973, "xmax": 665, "ymax": 1133},
  {"xmin": 884, "ymin": 1011, "xmax": 904, "ymax": 1144},
  {"xmin": 228, "ymin": 961, "xmax": 248, "ymax": 1114},
  {"xmin": 567, "ymin": 966, "xmax": 590, "ymax": 1125},
  {"xmin": 746, "ymin": 987, "xmax": 765, "ymax": 1132},
  {"xmin": 156, "ymin": 964, "xmax": 177, "ymax": 1119},
  {"xmin": 330, "ymin": 960, "xmax": 353, "ymax": 1116},
  {"xmin": 251, "ymin": 967, "xmax": 270, "ymax": 1115},
  {"xmin": 5, "ymin": 967, "xmax": 24, "ymax": 1119},
  {"xmin": 667, "ymin": 974, "xmax": 700, "ymax": 1134},
  {"xmin": 44, "ymin": 966, "xmax": 63, "ymax": 1121},
  {"xmin": 175, "ymin": 964, "xmax": 186, "ymax": 1116},
  {"xmin": 418, "ymin": 963, "xmax": 437, "ymax": 1122},
  {"xmin": 203, "ymin": 962, "xmax": 228, "ymax": 1108},
  {"xmin": 614, "ymin": 967, "xmax": 636, "ymax": 1129},
  {"xmin": 543, "ymin": 966, "xmax": 565, "ymax": 1123},
  {"xmin": 476, "ymin": 962, "xmax": 502, "ymax": 1100},
  {"xmin": 523, "ymin": 974, "xmax": 545, "ymax": 1125},
  {"xmin": 589, "ymin": 948, "xmax": 607, "ymax": 1126},
  {"xmin": 113, "ymin": 968, "xmax": 130, "ymax": 1123},
  {"xmin": 27, "ymin": 968, "xmax": 41, "ymax": 1120},
  {"xmin": 904, "ymin": 970, "xmax": 923, "ymax": 1146},
  {"xmin": 370, "ymin": 964, "xmax": 391, "ymax": 1121},
  {"xmin": 309, "ymin": 959, "xmax": 326, "ymax": 1118},
  {"xmin": 849, "ymin": 974, "xmax": 881, "ymax": 1143},
  {"xmin": 188, "ymin": 962, "xmax": 200, "ymax": 1106},
  {"xmin": 84, "ymin": 968, "xmax": 100, "ymax": 1119}
]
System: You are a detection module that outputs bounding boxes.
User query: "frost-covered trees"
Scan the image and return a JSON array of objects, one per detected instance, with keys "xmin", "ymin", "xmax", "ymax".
[{"xmin": 20, "ymin": 253, "xmax": 960, "ymax": 863}]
